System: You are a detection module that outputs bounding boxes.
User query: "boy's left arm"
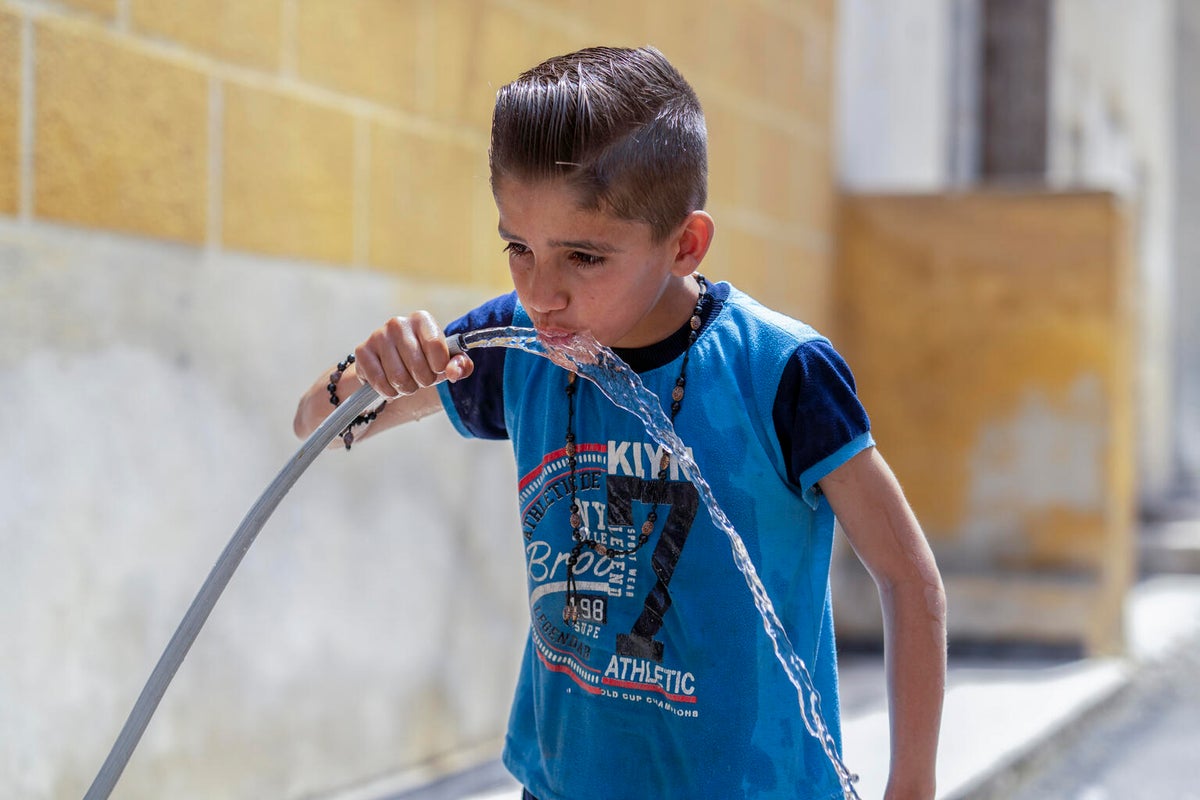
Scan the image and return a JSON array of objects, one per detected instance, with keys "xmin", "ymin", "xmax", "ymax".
[{"xmin": 819, "ymin": 446, "xmax": 946, "ymax": 800}]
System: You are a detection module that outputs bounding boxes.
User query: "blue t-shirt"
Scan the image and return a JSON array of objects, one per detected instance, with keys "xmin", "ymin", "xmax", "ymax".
[{"xmin": 438, "ymin": 281, "xmax": 872, "ymax": 800}]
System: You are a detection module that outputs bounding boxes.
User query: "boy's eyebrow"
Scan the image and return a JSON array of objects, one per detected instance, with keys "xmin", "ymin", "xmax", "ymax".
[
  {"xmin": 498, "ymin": 226, "xmax": 621, "ymax": 254},
  {"xmin": 549, "ymin": 237, "xmax": 621, "ymax": 254}
]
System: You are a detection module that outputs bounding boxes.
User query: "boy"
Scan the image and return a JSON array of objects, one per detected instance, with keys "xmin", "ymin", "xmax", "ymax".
[{"xmin": 295, "ymin": 46, "xmax": 945, "ymax": 800}]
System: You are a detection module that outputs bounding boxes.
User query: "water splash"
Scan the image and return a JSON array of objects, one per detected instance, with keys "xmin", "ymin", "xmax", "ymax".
[{"xmin": 460, "ymin": 326, "xmax": 861, "ymax": 799}]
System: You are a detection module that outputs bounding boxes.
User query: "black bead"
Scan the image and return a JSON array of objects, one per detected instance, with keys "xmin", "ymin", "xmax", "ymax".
[{"xmin": 346, "ymin": 354, "xmax": 355, "ymax": 364}]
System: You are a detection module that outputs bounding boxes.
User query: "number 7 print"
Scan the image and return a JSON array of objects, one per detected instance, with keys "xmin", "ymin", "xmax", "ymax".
[{"xmin": 605, "ymin": 474, "xmax": 700, "ymax": 663}]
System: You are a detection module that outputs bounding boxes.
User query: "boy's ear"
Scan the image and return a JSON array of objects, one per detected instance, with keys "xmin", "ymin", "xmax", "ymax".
[{"xmin": 671, "ymin": 210, "xmax": 715, "ymax": 276}]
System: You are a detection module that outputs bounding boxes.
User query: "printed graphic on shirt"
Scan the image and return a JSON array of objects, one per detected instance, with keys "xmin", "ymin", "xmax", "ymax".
[{"xmin": 519, "ymin": 437, "xmax": 702, "ymax": 716}]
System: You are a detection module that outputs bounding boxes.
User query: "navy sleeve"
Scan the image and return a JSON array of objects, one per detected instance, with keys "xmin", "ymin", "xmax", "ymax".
[
  {"xmin": 772, "ymin": 339, "xmax": 872, "ymax": 489},
  {"xmin": 441, "ymin": 292, "xmax": 517, "ymax": 440}
]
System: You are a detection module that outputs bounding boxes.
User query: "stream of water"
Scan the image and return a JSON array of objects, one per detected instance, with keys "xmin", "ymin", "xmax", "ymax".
[{"xmin": 459, "ymin": 326, "xmax": 861, "ymax": 799}]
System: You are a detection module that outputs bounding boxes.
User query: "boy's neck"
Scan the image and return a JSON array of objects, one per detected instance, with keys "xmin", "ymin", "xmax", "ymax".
[
  {"xmin": 622, "ymin": 273, "xmax": 704, "ymax": 348},
  {"xmin": 612, "ymin": 276, "xmax": 725, "ymax": 373}
]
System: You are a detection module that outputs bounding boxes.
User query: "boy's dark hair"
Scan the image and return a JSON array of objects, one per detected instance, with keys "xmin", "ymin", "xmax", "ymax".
[{"xmin": 490, "ymin": 46, "xmax": 708, "ymax": 242}]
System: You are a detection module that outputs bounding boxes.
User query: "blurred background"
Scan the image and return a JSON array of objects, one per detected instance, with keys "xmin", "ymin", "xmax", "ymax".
[{"xmin": 1, "ymin": 0, "xmax": 1196, "ymax": 798}]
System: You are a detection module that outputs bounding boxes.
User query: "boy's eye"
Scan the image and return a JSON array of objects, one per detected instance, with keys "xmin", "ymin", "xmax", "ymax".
[
  {"xmin": 570, "ymin": 251, "xmax": 605, "ymax": 267},
  {"xmin": 503, "ymin": 242, "xmax": 530, "ymax": 258}
]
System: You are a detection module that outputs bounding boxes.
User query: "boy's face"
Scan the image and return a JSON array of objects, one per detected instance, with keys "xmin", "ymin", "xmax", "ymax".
[{"xmin": 495, "ymin": 178, "xmax": 698, "ymax": 349}]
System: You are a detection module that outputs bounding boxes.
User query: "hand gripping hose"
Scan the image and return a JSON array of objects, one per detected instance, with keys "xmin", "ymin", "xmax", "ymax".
[{"xmin": 83, "ymin": 334, "xmax": 467, "ymax": 800}]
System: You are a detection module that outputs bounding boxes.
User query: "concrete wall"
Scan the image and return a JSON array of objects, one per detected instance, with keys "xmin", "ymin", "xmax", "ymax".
[
  {"xmin": 833, "ymin": 191, "xmax": 1137, "ymax": 654},
  {"xmin": 1047, "ymin": 0, "xmax": 1178, "ymax": 510},
  {"xmin": 1174, "ymin": 1, "xmax": 1200, "ymax": 496},
  {"xmin": 834, "ymin": 0, "xmax": 954, "ymax": 191},
  {"xmin": 0, "ymin": 1, "xmax": 840, "ymax": 798}
]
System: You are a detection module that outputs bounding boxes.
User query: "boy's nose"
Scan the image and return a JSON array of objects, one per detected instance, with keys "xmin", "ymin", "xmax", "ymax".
[{"xmin": 522, "ymin": 268, "xmax": 568, "ymax": 314}]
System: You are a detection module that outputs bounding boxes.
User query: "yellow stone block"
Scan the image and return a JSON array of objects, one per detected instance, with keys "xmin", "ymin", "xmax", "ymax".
[
  {"xmin": 759, "ymin": 16, "xmax": 807, "ymax": 112},
  {"xmin": 724, "ymin": 120, "xmax": 831, "ymax": 230},
  {"xmin": 57, "ymin": 0, "xmax": 117, "ymax": 19},
  {"xmin": 704, "ymin": 103, "xmax": 738, "ymax": 211},
  {"xmin": 131, "ymin": 0, "xmax": 282, "ymax": 71},
  {"xmin": 793, "ymin": 20, "xmax": 835, "ymax": 125},
  {"xmin": 426, "ymin": 0, "xmax": 474, "ymax": 125},
  {"xmin": 35, "ymin": 21, "xmax": 208, "ymax": 243},
  {"xmin": 296, "ymin": 0, "xmax": 420, "ymax": 111},
  {"xmin": 426, "ymin": 0, "xmax": 592, "ymax": 130},
  {"xmin": 808, "ymin": 0, "xmax": 837, "ymax": 24},
  {"xmin": 222, "ymin": 82, "xmax": 355, "ymax": 264},
  {"xmin": 0, "ymin": 12, "xmax": 19, "ymax": 217},
  {"xmin": 754, "ymin": 127, "xmax": 799, "ymax": 219},
  {"xmin": 463, "ymin": 4, "xmax": 581, "ymax": 135},
  {"xmin": 706, "ymin": 225, "xmax": 831, "ymax": 333},
  {"xmin": 787, "ymin": 138, "xmax": 834, "ymax": 232},
  {"xmin": 767, "ymin": 241, "xmax": 832, "ymax": 333},
  {"xmin": 368, "ymin": 122, "xmax": 482, "ymax": 283},
  {"xmin": 471, "ymin": 177, "xmax": 512, "ymax": 294},
  {"xmin": 715, "ymin": 116, "xmax": 829, "ymax": 233},
  {"xmin": 708, "ymin": 225, "xmax": 768, "ymax": 296},
  {"xmin": 571, "ymin": 0, "xmax": 648, "ymax": 43},
  {"xmin": 643, "ymin": 4, "xmax": 707, "ymax": 78},
  {"xmin": 723, "ymin": 3, "xmax": 770, "ymax": 93}
]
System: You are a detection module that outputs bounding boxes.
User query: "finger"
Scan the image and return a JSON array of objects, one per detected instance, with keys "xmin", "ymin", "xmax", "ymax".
[
  {"xmin": 376, "ymin": 321, "xmax": 421, "ymax": 396},
  {"xmin": 387, "ymin": 314, "xmax": 439, "ymax": 388},
  {"xmin": 411, "ymin": 311, "xmax": 451, "ymax": 375},
  {"xmin": 379, "ymin": 350, "xmax": 417, "ymax": 397},
  {"xmin": 445, "ymin": 353, "xmax": 474, "ymax": 383},
  {"xmin": 353, "ymin": 343, "xmax": 395, "ymax": 398}
]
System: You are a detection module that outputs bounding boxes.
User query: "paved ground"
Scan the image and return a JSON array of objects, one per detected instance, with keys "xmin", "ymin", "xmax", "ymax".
[{"xmin": 999, "ymin": 635, "xmax": 1200, "ymax": 800}]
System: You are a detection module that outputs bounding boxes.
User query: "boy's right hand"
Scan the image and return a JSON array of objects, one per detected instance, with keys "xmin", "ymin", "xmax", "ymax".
[
  {"xmin": 294, "ymin": 310, "xmax": 474, "ymax": 442},
  {"xmin": 353, "ymin": 310, "xmax": 473, "ymax": 399}
]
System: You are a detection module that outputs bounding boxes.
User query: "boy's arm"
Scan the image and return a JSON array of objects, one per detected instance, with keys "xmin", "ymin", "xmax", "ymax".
[
  {"xmin": 293, "ymin": 311, "xmax": 473, "ymax": 444},
  {"xmin": 819, "ymin": 447, "xmax": 946, "ymax": 800}
]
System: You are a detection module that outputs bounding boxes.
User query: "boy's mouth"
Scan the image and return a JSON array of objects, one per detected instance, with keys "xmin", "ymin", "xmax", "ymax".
[
  {"xmin": 536, "ymin": 328, "xmax": 605, "ymax": 368},
  {"xmin": 536, "ymin": 328, "xmax": 577, "ymax": 346}
]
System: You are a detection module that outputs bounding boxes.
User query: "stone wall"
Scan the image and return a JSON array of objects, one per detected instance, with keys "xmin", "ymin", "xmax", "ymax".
[{"xmin": 0, "ymin": 1, "xmax": 839, "ymax": 798}]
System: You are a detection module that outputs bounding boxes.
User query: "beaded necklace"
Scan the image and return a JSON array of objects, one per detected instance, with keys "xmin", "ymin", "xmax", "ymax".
[{"xmin": 561, "ymin": 274, "xmax": 709, "ymax": 623}]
